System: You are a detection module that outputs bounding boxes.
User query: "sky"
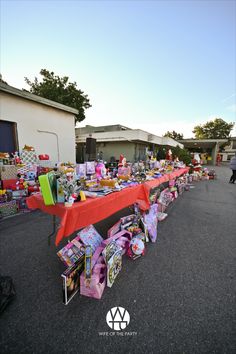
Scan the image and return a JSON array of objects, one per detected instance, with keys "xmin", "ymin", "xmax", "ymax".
[{"xmin": 1, "ymin": 0, "xmax": 236, "ymax": 138}]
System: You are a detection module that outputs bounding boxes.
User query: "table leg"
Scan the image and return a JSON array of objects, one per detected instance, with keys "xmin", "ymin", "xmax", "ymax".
[{"xmin": 48, "ymin": 215, "xmax": 56, "ymax": 245}]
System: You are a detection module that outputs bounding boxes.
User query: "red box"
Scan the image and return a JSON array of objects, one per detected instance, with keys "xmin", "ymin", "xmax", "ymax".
[{"xmin": 2, "ymin": 179, "xmax": 18, "ymax": 189}]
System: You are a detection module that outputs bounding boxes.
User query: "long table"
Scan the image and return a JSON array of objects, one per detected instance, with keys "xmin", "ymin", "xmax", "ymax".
[{"xmin": 27, "ymin": 168, "xmax": 189, "ymax": 246}]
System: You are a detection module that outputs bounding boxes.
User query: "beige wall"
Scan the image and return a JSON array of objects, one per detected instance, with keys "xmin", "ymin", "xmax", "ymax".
[
  {"xmin": 96, "ymin": 141, "xmax": 136, "ymax": 162},
  {"xmin": 0, "ymin": 92, "xmax": 76, "ymax": 164}
]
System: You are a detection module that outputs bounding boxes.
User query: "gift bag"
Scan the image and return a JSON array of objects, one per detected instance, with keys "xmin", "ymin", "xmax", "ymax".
[
  {"xmin": 144, "ymin": 203, "xmax": 158, "ymax": 242},
  {"xmin": 158, "ymin": 189, "xmax": 173, "ymax": 210},
  {"xmin": 80, "ymin": 246, "xmax": 106, "ymax": 299}
]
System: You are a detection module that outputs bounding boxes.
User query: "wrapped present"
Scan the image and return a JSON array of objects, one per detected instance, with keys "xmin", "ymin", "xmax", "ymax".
[
  {"xmin": 80, "ymin": 246, "xmax": 107, "ymax": 299},
  {"xmin": 17, "ymin": 163, "xmax": 38, "ymax": 176},
  {"xmin": 0, "ymin": 165, "xmax": 19, "ymax": 180},
  {"xmin": 0, "ymin": 200, "xmax": 18, "ymax": 219},
  {"xmin": 1, "ymin": 179, "xmax": 18, "ymax": 190},
  {"xmin": 20, "ymin": 150, "xmax": 38, "ymax": 164}
]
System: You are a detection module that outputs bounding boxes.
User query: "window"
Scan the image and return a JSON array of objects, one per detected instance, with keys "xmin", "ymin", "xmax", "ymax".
[{"xmin": 0, "ymin": 120, "xmax": 18, "ymax": 153}]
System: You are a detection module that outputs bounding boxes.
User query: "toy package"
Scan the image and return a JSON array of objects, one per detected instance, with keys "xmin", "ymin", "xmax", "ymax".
[
  {"xmin": 80, "ymin": 246, "xmax": 107, "ymax": 299},
  {"xmin": 57, "ymin": 240, "xmax": 84, "ymax": 267},
  {"xmin": 61, "ymin": 257, "xmax": 84, "ymax": 305},
  {"xmin": 107, "ymin": 220, "xmax": 122, "ymax": 238},
  {"xmin": 86, "ymin": 161, "xmax": 96, "ymax": 175},
  {"xmin": 77, "ymin": 225, "xmax": 103, "ymax": 254},
  {"xmin": 103, "ymin": 230, "xmax": 132, "ymax": 256},
  {"xmin": 158, "ymin": 189, "xmax": 173, "ymax": 209},
  {"xmin": 102, "ymin": 241, "xmax": 122, "ymax": 288},
  {"xmin": 76, "ymin": 164, "xmax": 86, "ymax": 178}
]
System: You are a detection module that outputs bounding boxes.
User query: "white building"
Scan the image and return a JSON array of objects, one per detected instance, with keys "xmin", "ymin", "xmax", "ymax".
[
  {"xmin": 0, "ymin": 83, "xmax": 77, "ymax": 164},
  {"xmin": 76, "ymin": 124, "xmax": 183, "ymax": 162}
]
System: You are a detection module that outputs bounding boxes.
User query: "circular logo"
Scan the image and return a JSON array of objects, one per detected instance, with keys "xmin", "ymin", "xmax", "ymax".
[{"xmin": 106, "ymin": 307, "xmax": 130, "ymax": 331}]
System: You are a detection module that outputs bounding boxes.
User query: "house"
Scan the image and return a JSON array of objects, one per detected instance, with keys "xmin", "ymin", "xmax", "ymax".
[
  {"xmin": 75, "ymin": 124, "xmax": 183, "ymax": 162},
  {"xmin": 0, "ymin": 83, "xmax": 78, "ymax": 164}
]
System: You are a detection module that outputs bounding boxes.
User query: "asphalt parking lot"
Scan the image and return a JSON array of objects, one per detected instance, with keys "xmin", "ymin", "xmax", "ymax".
[{"xmin": 0, "ymin": 165, "xmax": 236, "ymax": 354}]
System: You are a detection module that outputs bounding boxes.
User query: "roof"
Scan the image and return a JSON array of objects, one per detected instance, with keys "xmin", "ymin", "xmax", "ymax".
[
  {"xmin": 76, "ymin": 126, "xmax": 183, "ymax": 148},
  {"xmin": 0, "ymin": 82, "xmax": 78, "ymax": 115},
  {"xmin": 178, "ymin": 138, "xmax": 228, "ymax": 149}
]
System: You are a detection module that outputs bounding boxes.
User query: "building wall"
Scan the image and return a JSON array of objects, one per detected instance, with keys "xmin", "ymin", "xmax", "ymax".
[
  {"xmin": 96, "ymin": 141, "xmax": 136, "ymax": 162},
  {"xmin": 0, "ymin": 92, "xmax": 76, "ymax": 164}
]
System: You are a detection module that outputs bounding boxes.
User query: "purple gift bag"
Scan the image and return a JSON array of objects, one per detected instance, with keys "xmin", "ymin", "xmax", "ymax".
[{"xmin": 144, "ymin": 203, "xmax": 158, "ymax": 242}]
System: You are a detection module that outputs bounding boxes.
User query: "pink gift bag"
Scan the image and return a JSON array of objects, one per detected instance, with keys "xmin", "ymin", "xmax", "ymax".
[
  {"xmin": 144, "ymin": 203, "xmax": 158, "ymax": 242},
  {"xmin": 103, "ymin": 230, "xmax": 132, "ymax": 255},
  {"xmin": 80, "ymin": 246, "xmax": 107, "ymax": 300}
]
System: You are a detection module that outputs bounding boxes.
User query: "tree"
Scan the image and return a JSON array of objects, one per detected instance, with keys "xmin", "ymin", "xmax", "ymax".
[
  {"xmin": 171, "ymin": 145, "xmax": 192, "ymax": 165},
  {"xmin": 163, "ymin": 130, "xmax": 184, "ymax": 140},
  {"xmin": 25, "ymin": 69, "xmax": 91, "ymax": 124},
  {"xmin": 193, "ymin": 118, "xmax": 234, "ymax": 139}
]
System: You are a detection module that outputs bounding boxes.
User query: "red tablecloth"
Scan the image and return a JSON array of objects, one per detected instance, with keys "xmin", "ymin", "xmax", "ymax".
[
  {"xmin": 27, "ymin": 168, "xmax": 189, "ymax": 246},
  {"xmin": 27, "ymin": 184, "xmax": 149, "ymax": 246}
]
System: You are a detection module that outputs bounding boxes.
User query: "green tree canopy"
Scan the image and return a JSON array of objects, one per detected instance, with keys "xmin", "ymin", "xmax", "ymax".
[
  {"xmin": 171, "ymin": 145, "xmax": 192, "ymax": 165},
  {"xmin": 163, "ymin": 130, "xmax": 184, "ymax": 140},
  {"xmin": 25, "ymin": 69, "xmax": 91, "ymax": 124},
  {"xmin": 193, "ymin": 118, "xmax": 234, "ymax": 139}
]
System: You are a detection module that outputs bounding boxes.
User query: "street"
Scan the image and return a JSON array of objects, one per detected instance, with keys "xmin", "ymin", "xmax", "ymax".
[{"xmin": 0, "ymin": 165, "xmax": 236, "ymax": 354}]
